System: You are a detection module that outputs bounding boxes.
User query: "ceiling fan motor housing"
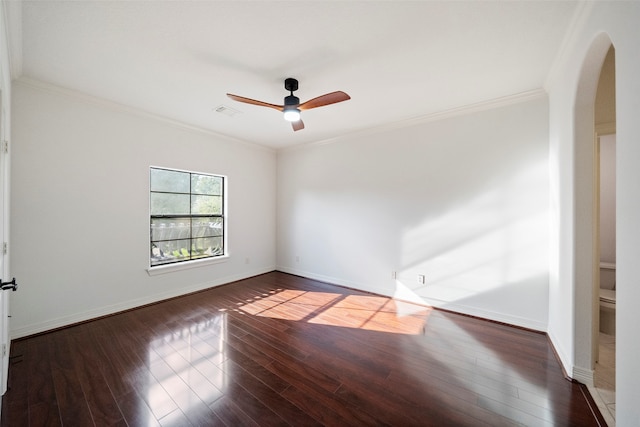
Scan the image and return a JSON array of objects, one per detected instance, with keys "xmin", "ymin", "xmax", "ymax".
[
  {"xmin": 284, "ymin": 95, "xmax": 300, "ymax": 107},
  {"xmin": 284, "ymin": 78, "xmax": 298, "ymax": 92}
]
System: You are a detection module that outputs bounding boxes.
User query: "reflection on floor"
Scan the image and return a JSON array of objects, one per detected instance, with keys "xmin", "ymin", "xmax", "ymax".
[
  {"xmin": 588, "ymin": 333, "xmax": 615, "ymax": 426},
  {"xmin": 2, "ymin": 272, "xmax": 605, "ymax": 426}
]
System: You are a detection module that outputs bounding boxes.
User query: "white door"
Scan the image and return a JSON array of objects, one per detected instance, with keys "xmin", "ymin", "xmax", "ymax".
[{"xmin": 0, "ymin": 93, "xmax": 10, "ymax": 396}]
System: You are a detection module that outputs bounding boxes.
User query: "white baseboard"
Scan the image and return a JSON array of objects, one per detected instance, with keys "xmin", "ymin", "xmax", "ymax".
[
  {"xmin": 10, "ymin": 267, "xmax": 274, "ymax": 339},
  {"xmin": 547, "ymin": 330, "xmax": 574, "ymax": 380},
  {"xmin": 545, "ymin": 332, "xmax": 589, "ymax": 386},
  {"xmin": 573, "ymin": 366, "xmax": 595, "ymax": 387},
  {"xmin": 426, "ymin": 299, "xmax": 547, "ymax": 332},
  {"xmin": 276, "ymin": 265, "xmax": 390, "ymax": 295},
  {"xmin": 276, "ymin": 266, "xmax": 547, "ymax": 331}
]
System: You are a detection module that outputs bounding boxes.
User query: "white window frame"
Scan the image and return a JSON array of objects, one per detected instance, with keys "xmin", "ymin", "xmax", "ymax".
[{"xmin": 147, "ymin": 166, "xmax": 228, "ymax": 276}]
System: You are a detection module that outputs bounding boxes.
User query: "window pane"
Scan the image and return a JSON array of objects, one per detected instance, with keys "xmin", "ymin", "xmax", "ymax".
[
  {"xmin": 191, "ymin": 195, "xmax": 222, "ymax": 215},
  {"xmin": 191, "ymin": 174, "xmax": 222, "ymax": 195},
  {"xmin": 151, "ymin": 238, "xmax": 191, "ymax": 266},
  {"xmin": 151, "ymin": 168, "xmax": 190, "ymax": 193},
  {"xmin": 191, "ymin": 236, "xmax": 223, "ymax": 258},
  {"xmin": 151, "ymin": 218, "xmax": 191, "ymax": 241},
  {"xmin": 192, "ymin": 217, "xmax": 223, "ymax": 238},
  {"xmin": 151, "ymin": 193, "xmax": 190, "ymax": 215}
]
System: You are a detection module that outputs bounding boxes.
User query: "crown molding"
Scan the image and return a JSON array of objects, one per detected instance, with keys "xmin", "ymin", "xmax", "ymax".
[
  {"xmin": 16, "ymin": 76, "xmax": 547, "ymax": 156},
  {"xmin": 14, "ymin": 76, "xmax": 276, "ymax": 153},
  {"xmin": 281, "ymin": 88, "xmax": 547, "ymax": 153}
]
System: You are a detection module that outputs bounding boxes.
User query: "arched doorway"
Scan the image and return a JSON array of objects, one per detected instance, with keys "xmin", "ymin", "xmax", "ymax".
[
  {"xmin": 593, "ymin": 45, "xmax": 616, "ymax": 423},
  {"xmin": 572, "ymin": 33, "xmax": 615, "ymax": 422}
]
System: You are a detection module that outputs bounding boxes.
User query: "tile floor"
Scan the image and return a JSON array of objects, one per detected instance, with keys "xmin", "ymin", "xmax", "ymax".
[{"xmin": 588, "ymin": 332, "xmax": 616, "ymax": 426}]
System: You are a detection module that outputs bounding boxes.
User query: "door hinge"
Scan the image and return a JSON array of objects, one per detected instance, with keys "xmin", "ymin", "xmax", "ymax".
[
  {"xmin": 2, "ymin": 344, "xmax": 6, "ymax": 357},
  {"xmin": 2, "ymin": 243, "xmax": 6, "ymax": 255},
  {"xmin": 3, "ymin": 141, "xmax": 7, "ymax": 154}
]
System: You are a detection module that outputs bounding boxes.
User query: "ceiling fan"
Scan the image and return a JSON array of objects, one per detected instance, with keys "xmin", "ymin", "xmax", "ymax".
[{"xmin": 227, "ymin": 78, "xmax": 350, "ymax": 131}]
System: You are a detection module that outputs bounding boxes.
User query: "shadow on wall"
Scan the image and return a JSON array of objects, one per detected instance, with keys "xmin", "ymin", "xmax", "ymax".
[{"xmin": 394, "ymin": 160, "xmax": 549, "ymax": 324}]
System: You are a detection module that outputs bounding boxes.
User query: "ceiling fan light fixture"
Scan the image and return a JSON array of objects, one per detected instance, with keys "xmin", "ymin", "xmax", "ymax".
[
  {"xmin": 226, "ymin": 78, "xmax": 349, "ymax": 131},
  {"xmin": 283, "ymin": 108, "xmax": 301, "ymax": 122}
]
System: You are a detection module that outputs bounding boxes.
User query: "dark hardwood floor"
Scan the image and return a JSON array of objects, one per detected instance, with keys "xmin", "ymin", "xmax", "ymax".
[{"xmin": 2, "ymin": 271, "xmax": 604, "ymax": 426}]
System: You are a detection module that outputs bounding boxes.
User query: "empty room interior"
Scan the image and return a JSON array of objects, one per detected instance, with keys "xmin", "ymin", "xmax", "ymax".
[{"xmin": 0, "ymin": 1, "xmax": 639, "ymax": 426}]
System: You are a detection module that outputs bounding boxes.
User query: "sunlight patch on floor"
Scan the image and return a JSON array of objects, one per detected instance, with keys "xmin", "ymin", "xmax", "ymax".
[{"xmin": 236, "ymin": 288, "xmax": 430, "ymax": 334}]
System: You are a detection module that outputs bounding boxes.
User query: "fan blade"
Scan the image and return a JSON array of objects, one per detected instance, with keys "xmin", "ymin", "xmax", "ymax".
[
  {"xmin": 299, "ymin": 91, "xmax": 350, "ymax": 111},
  {"xmin": 292, "ymin": 119, "xmax": 305, "ymax": 132},
  {"xmin": 226, "ymin": 93, "xmax": 284, "ymax": 111}
]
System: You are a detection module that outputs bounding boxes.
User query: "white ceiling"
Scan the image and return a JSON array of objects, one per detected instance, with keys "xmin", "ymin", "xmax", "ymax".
[{"xmin": 9, "ymin": 1, "xmax": 581, "ymax": 149}]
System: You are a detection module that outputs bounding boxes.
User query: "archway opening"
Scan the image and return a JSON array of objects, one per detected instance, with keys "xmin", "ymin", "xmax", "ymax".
[
  {"xmin": 572, "ymin": 33, "xmax": 616, "ymax": 424},
  {"xmin": 592, "ymin": 44, "xmax": 616, "ymax": 422}
]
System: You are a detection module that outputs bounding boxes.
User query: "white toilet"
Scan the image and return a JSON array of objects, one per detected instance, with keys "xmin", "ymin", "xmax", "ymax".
[{"xmin": 599, "ymin": 287, "xmax": 616, "ymax": 335}]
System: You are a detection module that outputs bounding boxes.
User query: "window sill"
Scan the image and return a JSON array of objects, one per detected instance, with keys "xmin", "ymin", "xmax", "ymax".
[{"xmin": 147, "ymin": 255, "xmax": 229, "ymax": 276}]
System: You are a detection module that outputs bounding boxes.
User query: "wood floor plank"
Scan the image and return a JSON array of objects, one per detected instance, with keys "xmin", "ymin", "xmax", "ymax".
[
  {"xmin": 147, "ymin": 355, "xmax": 222, "ymax": 426},
  {"xmin": 209, "ymin": 374, "xmax": 289, "ymax": 427},
  {"xmin": 215, "ymin": 340, "xmax": 290, "ymax": 394},
  {"xmin": 48, "ymin": 332, "xmax": 95, "ymax": 426},
  {"xmin": 218, "ymin": 358, "xmax": 322, "ymax": 427},
  {"xmin": 273, "ymin": 363, "xmax": 384, "ymax": 426},
  {"xmin": 69, "ymin": 325, "xmax": 126, "ymax": 426},
  {"xmin": 278, "ymin": 386, "xmax": 369, "ymax": 427},
  {"xmin": 2, "ymin": 272, "xmax": 602, "ymax": 427},
  {"xmin": 157, "ymin": 408, "xmax": 194, "ymax": 427},
  {"xmin": 158, "ymin": 351, "xmax": 225, "ymax": 407},
  {"xmin": 2, "ymin": 340, "xmax": 28, "ymax": 426},
  {"xmin": 27, "ymin": 401, "xmax": 62, "ymax": 427},
  {"xmin": 49, "ymin": 365, "xmax": 95, "ymax": 426},
  {"xmin": 115, "ymin": 390, "xmax": 161, "ymax": 427},
  {"xmin": 208, "ymin": 395, "xmax": 260, "ymax": 427},
  {"xmin": 25, "ymin": 335, "xmax": 61, "ymax": 424}
]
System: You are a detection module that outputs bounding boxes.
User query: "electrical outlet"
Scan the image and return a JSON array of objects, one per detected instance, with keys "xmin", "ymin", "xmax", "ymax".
[{"xmin": 418, "ymin": 274, "xmax": 425, "ymax": 284}]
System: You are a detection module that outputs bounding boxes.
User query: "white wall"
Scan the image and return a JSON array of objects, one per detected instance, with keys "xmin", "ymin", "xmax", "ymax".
[
  {"xmin": 277, "ymin": 95, "xmax": 550, "ymax": 331},
  {"xmin": 10, "ymin": 79, "xmax": 276, "ymax": 338},
  {"xmin": 546, "ymin": 2, "xmax": 640, "ymax": 425},
  {"xmin": 599, "ymin": 134, "xmax": 616, "ymax": 266}
]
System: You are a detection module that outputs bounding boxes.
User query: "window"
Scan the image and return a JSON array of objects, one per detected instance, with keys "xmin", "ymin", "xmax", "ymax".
[{"xmin": 150, "ymin": 167, "xmax": 225, "ymax": 267}]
